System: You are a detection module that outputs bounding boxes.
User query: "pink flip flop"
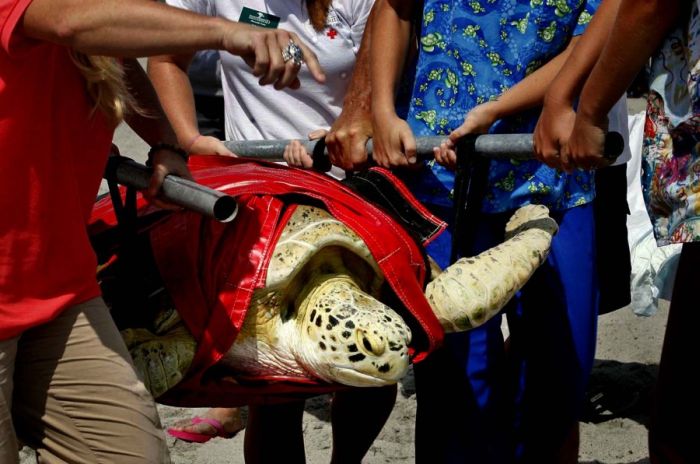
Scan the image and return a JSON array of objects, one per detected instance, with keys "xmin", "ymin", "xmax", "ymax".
[{"xmin": 167, "ymin": 417, "xmax": 234, "ymax": 443}]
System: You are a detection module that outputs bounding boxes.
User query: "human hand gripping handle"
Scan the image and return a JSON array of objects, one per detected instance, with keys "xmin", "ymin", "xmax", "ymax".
[
  {"xmin": 563, "ymin": 112, "xmax": 611, "ymax": 171},
  {"xmin": 533, "ymin": 95, "xmax": 578, "ymax": 172},
  {"xmin": 325, "ymin": 109, "xmax": 373, "ymax": 172},
  {"xmin": 434, "ymin": 101, "xmax": 500, "ymax": 169},
  {"xmin": 371, "ymin": 110, "xmax": 417, "ymax": 168},
  {"xmin": 223, "ymin": 132, "xmax": 624, "ymax": 166},
  {"xmin": 283, "ymin": 129, "xmax": 328, "ymax": 169},
  {"xmin": 222, "ymin": 24, "xmax": 325, "ymax": 90},
  {"xmin": 534, "ymin": 94, "xmax": 621, "ymax": 172},
  {"xmin": 107, "ymin": 155, "xmax": 238, "ymax": 223},
  {"xmin": 188, "ymin": 135, "xmax": 236, "ymax": 157}
]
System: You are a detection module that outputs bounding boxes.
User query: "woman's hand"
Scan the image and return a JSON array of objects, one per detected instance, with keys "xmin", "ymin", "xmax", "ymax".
[
  {"xmin": 371, "ymin": 110, "xmax": 416, "ymax": 168},
  {"xmin": 145, "ymin": 148, "xmax": 194, "ymax": 210},
  {"xmin": 326, "ymin": 109, "xmax": 372, "ymax": 172},
  {"xmin": 283, "ymin": 129, "xmax": 327, "ymax": 169},
  {"xmin": 564, "ymin": 113, "xmax": 609, "ymax": 171},
  {"xmin": 223, "ymin": 25, "xmax": 326, "ymax": 90},
  {"xmin": 533, "ymin": 96, "xmax": 576, "ymax": 171},
  {"xmin": 188, "ymin": 135, "xmax": 235, "ymax": 157},
  {"xmin": 434, "ymin": 101, "xmax": 499, "ymax": 169}
]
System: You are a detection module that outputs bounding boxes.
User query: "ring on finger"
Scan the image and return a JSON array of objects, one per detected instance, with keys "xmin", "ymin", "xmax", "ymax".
[{"xmin": 281, "ymin": 39, "xmax": 304, "ymax": 67}]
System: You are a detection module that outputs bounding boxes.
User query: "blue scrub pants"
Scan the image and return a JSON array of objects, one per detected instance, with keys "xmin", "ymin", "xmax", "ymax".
[{"xmin": 414, "ymin": 204, "xmax": 598, "ymax": 463}]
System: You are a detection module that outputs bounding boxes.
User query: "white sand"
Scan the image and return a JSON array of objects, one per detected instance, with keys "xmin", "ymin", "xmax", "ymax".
[
  {"xmin": 22, "ymin": 302, "xmax": 663, "ymax": 463},
  {"xmin": 148, "ymin": 304, "xmax": 665, "ymax": 464}
]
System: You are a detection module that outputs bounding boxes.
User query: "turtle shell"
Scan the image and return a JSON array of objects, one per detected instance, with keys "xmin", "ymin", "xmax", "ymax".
[{"xmin": 264, "ymin": 204, "xmax": 384, "ymax": 293}]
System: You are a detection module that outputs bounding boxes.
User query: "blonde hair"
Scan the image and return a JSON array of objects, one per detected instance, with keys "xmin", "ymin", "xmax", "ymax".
[
  {"xmin": 70, "ymin": 52, "xmax": 136, "ymax": 127},
  {"xmin": 306, "ymin": 0, "xmax": 332, "ymax": 31}
]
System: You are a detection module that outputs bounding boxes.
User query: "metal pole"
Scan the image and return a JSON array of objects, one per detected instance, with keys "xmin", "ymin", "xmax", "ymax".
[
  {"xmin": 223, "ymin": 132, "xmax": 624, "ymax": 164},
  {"xmin": 105, "ymin": 156, "xmax": 238, "ymax": 223},
  {"xmin": 106, "ymin": 133, "xmax": 622, "ymax": 222}
]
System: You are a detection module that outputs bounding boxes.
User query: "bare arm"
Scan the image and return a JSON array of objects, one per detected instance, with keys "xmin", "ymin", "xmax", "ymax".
[
  {"xmin": 23, "ymin": 0, "xmax": 244, "ymax": 57},
  {"xmin": 324, "ymin": 0, "xmax": 383, "ymax": 171},
  {"xmin": 533, "ymin": 0, "xmax": 622, "ymax": 170},
  {"xmin": 566, "ymin": 0, "xmax": 684, "ymax": 169},
  {"xmin": 147, "ymin": 53, "xmax": 198, "ymax": 149},
  {"xmin": 546, "ymin": 0, "xmax": 623, "ymax": 109},
  {"xmin": 121, "ymin": 59, "xmax": 193, "ymax": 205},
  {"xmin": 21, "ymin": 0, "xmax": 325, "ymax": 87},
  {"xmin": 478, "ymin": 38, "xmax": 579, "ymax": 121},
  {"xmin": 123, "ymin": 59, "xmax": 179, "ymax": 147},
  {"xmin": 577, "ymin": 0, "xmax": 681, "ymax": 122},
  {"xmin": 148, "ymin": 52, "xmax": 235, "ymax": 156},
  {"xmin": 370, "ymin": 0, "xmax": 416, "ymax": 167},
  {"xmin": 434, "ymin": 36, "xmax": 579, "ymax": 168}
]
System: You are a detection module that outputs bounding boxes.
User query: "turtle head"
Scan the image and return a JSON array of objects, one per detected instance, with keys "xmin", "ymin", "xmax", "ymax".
[{"xmin": 293, "ymin": 273, "xmax": 412, "ymax": 387}]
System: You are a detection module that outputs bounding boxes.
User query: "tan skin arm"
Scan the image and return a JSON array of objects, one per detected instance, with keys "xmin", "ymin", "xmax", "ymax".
[
  {"xmin": 532, "ymin": 0, "xmax": 622, "ymax": 171},
  {"xmin": 146, "ymin": 52, "xmax": 230, "ymax": 156},
  {"xmin": 18, "ymin": 0, "xmax": 325, "ymax": 206},
  {"xmin": 119, "ymin": 59, "xmax": 193, "ymax": 207},
  {"xmin": 283, "ymin": 0, "xmax": 384, "ymax": 172},
  {"xmin": 434, "ymin": 36, "xmax": 580, "ymax": 168},
  {"xmin": 323, "ymin": 0, "xmax": 383, "ymax": 171},
  {"xmin": 565, "ymin": 0, "xmax": 684, "ymax": 169},
  {"xmin": 369, "ymin": 0, "xmax": 416, "ymax": 168},
  {"xmin": 21, "ymin": 0, "xmax": 325, "ymax": 88}
]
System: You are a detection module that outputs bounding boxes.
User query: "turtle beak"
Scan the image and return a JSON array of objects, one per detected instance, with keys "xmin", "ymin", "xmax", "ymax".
[{"xmin": 327, "ymin": 364, "xmax": 407, "ymax": 387}]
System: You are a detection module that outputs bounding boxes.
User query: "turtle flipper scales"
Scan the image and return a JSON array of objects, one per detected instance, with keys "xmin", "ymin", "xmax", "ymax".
[
  {"xmin": 425, "ymin": 204, "xmax": 558, "ymax": 332},
  {"xmin": 122, "ymin": 325, "xmax": 196, "ymax": 398}
]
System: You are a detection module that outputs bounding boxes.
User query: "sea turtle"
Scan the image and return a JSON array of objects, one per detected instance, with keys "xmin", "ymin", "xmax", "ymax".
[{"xmin": 117, "ymin": 200, "xmax": 557, "ymax": 398}]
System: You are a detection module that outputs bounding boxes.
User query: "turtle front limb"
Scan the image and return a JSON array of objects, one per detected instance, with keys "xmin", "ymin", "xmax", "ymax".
[
  {"xmin": 425, "ymin": 204, "xmax": 558, "ymax": 332},
  {"xmin": 122, "ymin": 325, "xmax": 196, "ymax": 398}
]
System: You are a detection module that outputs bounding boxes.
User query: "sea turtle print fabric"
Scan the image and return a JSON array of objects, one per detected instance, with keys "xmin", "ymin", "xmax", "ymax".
[
  {"xmin": 405, "ymin": 0, "xmax": 599, "ymax": 213},
  {"xmin": 642, "ymin": 1, "xmax": 700, "ymax": 245}
]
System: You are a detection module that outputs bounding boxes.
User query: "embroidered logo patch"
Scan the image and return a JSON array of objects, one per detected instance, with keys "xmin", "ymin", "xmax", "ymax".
[{"xmin": 239, "ymin": 7, "xmax": 280, "ymax": 29}]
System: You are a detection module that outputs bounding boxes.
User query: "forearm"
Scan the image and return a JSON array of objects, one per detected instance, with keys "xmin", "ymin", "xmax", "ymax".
[
  {"xmin": 545, "ymin": 0, "xmax": 622, "ymax": 107},
  {"xmin": 22, "ymin": 0, "xmax": 230, "ymax": 57},
  {"xmin": 488, "ymin": 37, "xmax": 578, "ymax": 119},
  {"xmin": 147, "ymin": 54, "xmax": 200, "ymax": 148},
  {"xmin": 340, "ymin": 0, "xmax": 380, "ymax": 116},
  {"xmin": 577, "ymin": 0, "xmax": 683, "ymax": 123},
  {"xmin": 370, "ymin": 0, "xmax": 413, "ymax": 117},
  {"xmin": 122, "ymin": 59, "xmax": 179, "ymax": 146}
]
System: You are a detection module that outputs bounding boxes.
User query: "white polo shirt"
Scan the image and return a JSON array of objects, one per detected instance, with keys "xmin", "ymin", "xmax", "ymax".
[
  {"xmin": 166, "ymin": 0, "xmax": 374, "ymax": 143},
  {"xmin": 607, "ymin": 95, "xmax": 632, "ymax": 166}
]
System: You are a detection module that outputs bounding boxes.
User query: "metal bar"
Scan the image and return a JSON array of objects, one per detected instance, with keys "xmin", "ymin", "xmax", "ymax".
[
  {"xmin": 224, "ymin": 132, "xmax": 624, "ymax": 163},
  {"xmin": 106, "ymin": 156, "xmax": 238, "ymax": 223}
]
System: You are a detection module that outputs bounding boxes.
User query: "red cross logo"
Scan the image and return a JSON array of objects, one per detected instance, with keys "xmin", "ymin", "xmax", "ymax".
[{"xmin": 326, "ymin": 28, "xmax": 338, "ymax": 39}]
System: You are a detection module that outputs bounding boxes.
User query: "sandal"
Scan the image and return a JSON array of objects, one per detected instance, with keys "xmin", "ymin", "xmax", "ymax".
[{"xmin": 167, "ymin": 417, "xmax": 238, "ymax": 443}]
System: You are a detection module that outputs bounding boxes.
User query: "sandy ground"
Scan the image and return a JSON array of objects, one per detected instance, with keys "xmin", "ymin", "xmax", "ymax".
[
  {"xmin": 21, "ymin": 97, "xmax": 665, "ymax": 463},
  {"xmin": 19, "ymin": 302, "xmax": 667, "ymax": 464},
  {"xmin": 160, "ymin": 304, "xmax": 668, "ymax": 464}
]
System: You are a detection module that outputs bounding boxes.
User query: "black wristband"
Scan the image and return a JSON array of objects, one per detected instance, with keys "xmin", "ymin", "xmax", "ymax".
[{"xmin": 147, "ymin": 143, "xmax": 189, "ymax": 165}]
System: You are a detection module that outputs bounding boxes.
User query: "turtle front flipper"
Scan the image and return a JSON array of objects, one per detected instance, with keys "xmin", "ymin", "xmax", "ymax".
[
  {"xmin": 425, "ymin": 204, "xmax": 558, "ymax": 332},
  {"xmin": 122, "ymin": 324, "xmax": 196, "ymax": 398}
]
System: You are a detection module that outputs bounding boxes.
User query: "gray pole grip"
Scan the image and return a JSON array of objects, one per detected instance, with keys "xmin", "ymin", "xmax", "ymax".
[
  {"xmin": 223, "ymin": 132, "xmax": 624, "ymax": 163},
  {"xmin": 108, "ymin": 157, "xmax": 238, "ymax": 223}
]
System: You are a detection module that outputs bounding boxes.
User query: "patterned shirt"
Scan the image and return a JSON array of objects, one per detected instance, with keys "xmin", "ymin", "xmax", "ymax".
[
  {"xmin": 642, "ymin": 0, "xmax": 700, "ymax": 245},
  {"xmin": 405, "ymin": 0, "xmax": 599, "ymax": 213}
]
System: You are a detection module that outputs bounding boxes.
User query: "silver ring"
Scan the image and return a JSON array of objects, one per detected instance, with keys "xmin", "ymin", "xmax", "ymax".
[{"xmin": 281, "ymin": 40, "xmax": 304, "ymax": 66}]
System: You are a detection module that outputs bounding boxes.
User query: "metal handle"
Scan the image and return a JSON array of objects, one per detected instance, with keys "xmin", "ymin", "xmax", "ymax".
[
  {"xmin": 105, "ymin": 156, "xmax": 238, "ymax": 223},
  {"xmin": 223, "ymin": 132, "xmax": 625, "ymax": 165}
]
